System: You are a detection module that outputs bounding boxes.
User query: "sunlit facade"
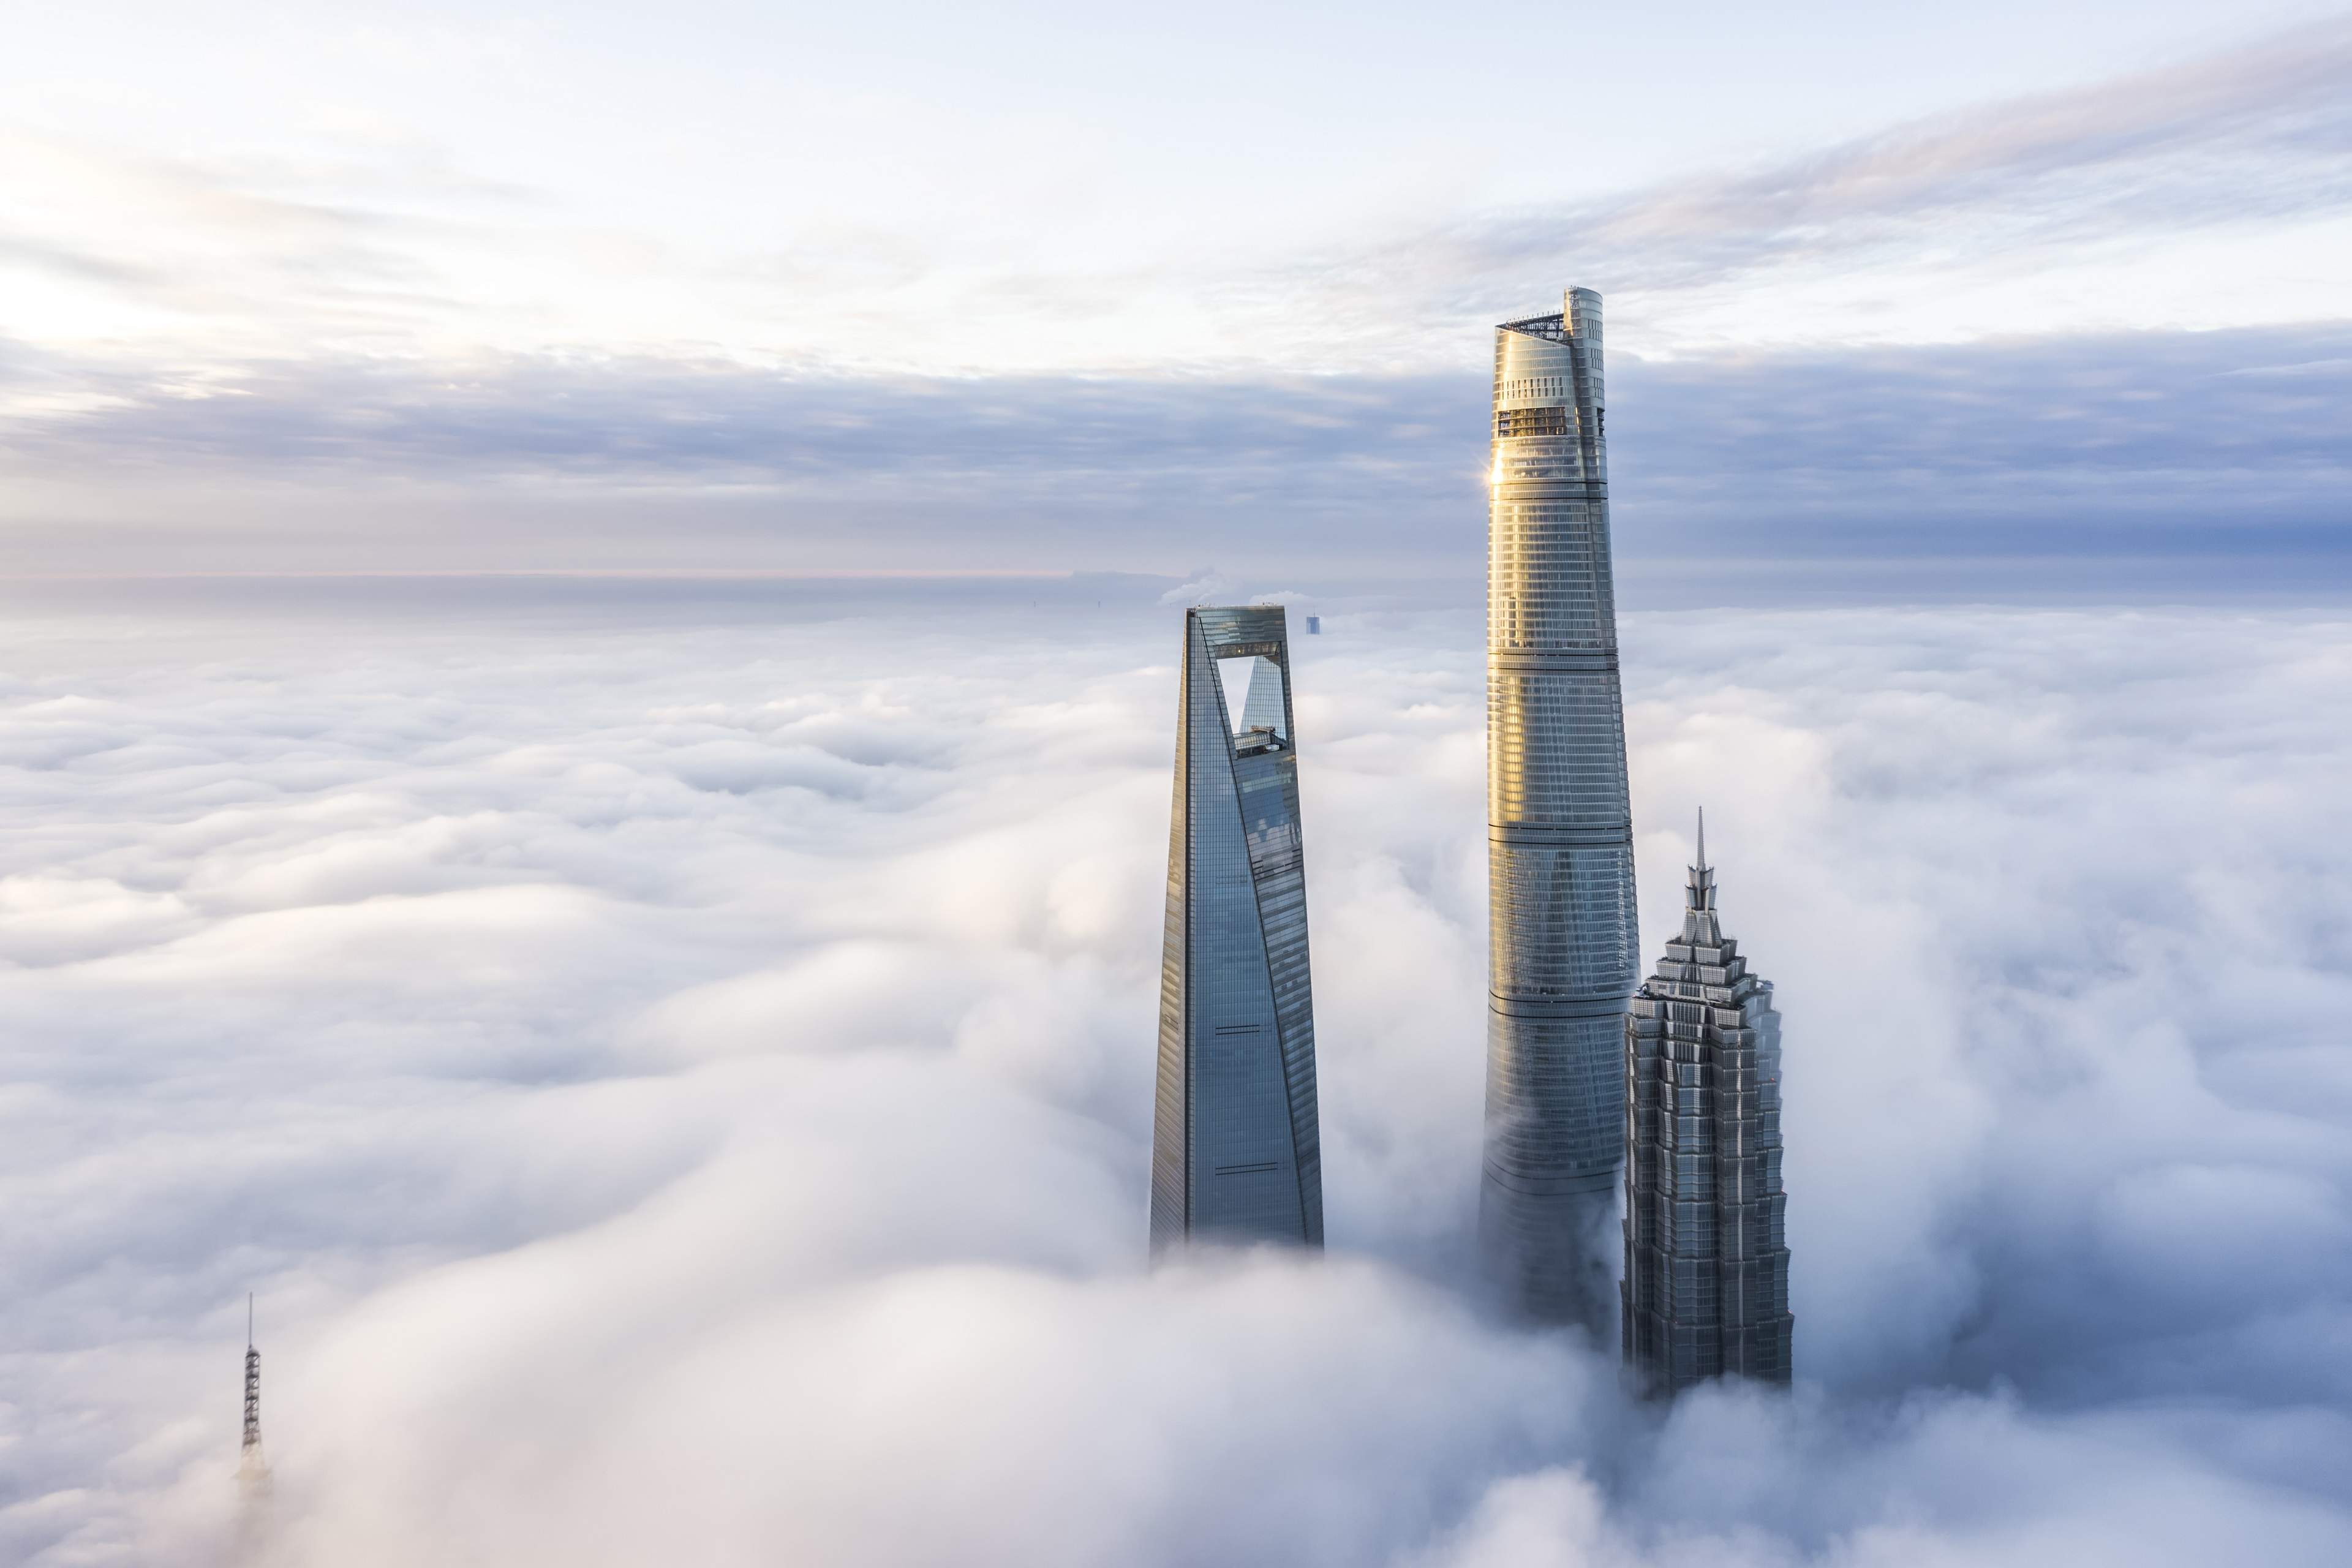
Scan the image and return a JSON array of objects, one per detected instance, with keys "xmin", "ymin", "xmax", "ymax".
[
  {"xmin": 1150, "ymin": 606, "xmax": 1324, "ymax": 1250},
  {"xmin": 1622, "ymin": 821, "xmax": 1792, "ymax": 1391},
  {"xmin": 1480, "ymin": 287, "xmax": 1640, "ymax": 1328}
]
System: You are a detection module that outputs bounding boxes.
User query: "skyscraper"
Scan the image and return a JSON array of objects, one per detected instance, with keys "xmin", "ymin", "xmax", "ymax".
[
  {"xmin": 1482, "ymin": 287, "xmax": 1640, "ymax": 1327},
  {"xmin": 1151, "ymin": 605, "xmax": 1324, "ymax": 1250},
  {"xmin": 1623, "ymin": 815, "xmax": 1792, "ymax": 1391}
]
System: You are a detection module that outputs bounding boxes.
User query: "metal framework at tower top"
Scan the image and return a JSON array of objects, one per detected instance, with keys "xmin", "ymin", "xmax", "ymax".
[{"xmin": 1496, "ymin": 312, "xmax": 1572, "ymax": 343}]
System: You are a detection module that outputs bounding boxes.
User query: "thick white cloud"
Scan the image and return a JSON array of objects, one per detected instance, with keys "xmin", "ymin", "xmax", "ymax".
[{"xmin": 1, "ymin": 588, "xmax": 2348, "ymax": 1566}]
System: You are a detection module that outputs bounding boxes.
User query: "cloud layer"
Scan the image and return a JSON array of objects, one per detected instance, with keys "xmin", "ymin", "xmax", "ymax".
[
  {"xmin": 1, "ymin": 586, "xmax": 2347, "ymax": 1564},
  {"xmin": 7, "ymin": 320, "xmax": 2345, "ymax": 584}
]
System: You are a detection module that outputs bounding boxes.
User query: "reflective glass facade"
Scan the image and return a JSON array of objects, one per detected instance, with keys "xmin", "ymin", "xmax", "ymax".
[
  {"xmin": 1481, "ymin": 288, "xmax": 1640, "ymax": 1328},
  {"xmin": 1150, "ymin": 606, "xmax": 1324, "ymax": 1250},
  {"xmin": 1622, "ymin": 826, "xmax": 1793, "ymax": 1392}
]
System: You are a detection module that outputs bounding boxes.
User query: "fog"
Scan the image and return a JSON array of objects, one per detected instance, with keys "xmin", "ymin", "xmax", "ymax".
[{"xmin": 1, "ymin": 584, "xmax": 2346, "ymax": 1564}]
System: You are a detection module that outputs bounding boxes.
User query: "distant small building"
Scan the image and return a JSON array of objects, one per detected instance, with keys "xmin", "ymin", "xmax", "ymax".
[
  {"xmin": 1305, "ymin": 615, "xmax": 1321, "ymax": 635},
  {"xmin": 1622, "ymin": 813, "xmax": 1792, "ymax": 1392}
]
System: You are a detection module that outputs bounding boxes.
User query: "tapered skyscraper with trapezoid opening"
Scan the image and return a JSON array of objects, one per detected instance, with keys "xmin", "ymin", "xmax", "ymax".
[
  {"xmin": 1481, "ymin": 287, "xmax": 1640, "ymax": 1329},
  {"xmin": 1151, "ymin": 605, "xmax": 1324, "ymax": 1250},
  {"xmin": 1623, "ymin": 813, "xmax": 1792, "ymax": 1392}
]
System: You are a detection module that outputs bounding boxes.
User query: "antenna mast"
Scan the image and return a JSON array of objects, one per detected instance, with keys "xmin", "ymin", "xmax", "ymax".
[{"xmin": 239, "ymin": 1294, "xmax": 266, "ymax": 1480}]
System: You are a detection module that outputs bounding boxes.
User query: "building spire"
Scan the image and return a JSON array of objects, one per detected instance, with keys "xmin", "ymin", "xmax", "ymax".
[{"xmin": 1683, "ymin": 808, "xmax": 1720, "ymax": 938}]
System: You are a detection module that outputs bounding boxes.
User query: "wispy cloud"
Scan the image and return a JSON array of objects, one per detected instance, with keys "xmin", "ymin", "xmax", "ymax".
[
  {"xmin": 1316, "ymin": 16, "xmax": 2352, "ymax": 353},
  {"xmin": 6, "ymin": 20, "xmax": 2352, "ymax": 375},
  {"xmin": 1468, "ymin": 17, "xmax": 2352, "ymax": 274}
]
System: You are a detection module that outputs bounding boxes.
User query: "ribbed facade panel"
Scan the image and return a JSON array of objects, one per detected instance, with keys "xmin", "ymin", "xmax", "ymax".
[
  {"xmin": 1485, "ymin": 1008, "xmax": 1623, "ymax": 1191},
  {"xmin": 1481, "ymin": 287, "xmax": 1638, "ymax": 1329},
  {"xmin": 1487, "ymin": 844, "xmax": 1639, "ymax": 997},
  {"xmin": 1488, "ymin": 673, "xmax": 1635, "ymax": 825},
  {"xmin": 1150, "ymin": 606, "xmax": 1324, "ymax": 1251}
]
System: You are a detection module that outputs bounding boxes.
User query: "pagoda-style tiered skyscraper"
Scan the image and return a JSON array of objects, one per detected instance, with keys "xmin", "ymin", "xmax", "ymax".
[
  {"xmin": 1623, "ymin": 815, "xmax": 1792, "ymax": 1391},
  {"xmin": 1151, "ymin": 605, "xmax": 1324, "ymax": 1250},
  {"xmin": 1482, "ymin": 287, "xmax": 1640, "ymax": 1327}
]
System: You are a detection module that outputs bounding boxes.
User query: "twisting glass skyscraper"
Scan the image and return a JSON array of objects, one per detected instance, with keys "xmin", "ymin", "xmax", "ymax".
[
  {"xmin": 1481, "ymin": 287, "xmax": 1640, "ymax": 1327},
  {"xmin": 1151, "ymin": 606, "xmax": 1324, "ymax": 1250},
  {"xmin": 1623, "ymin": 816, "xmax": 1792, "ymax": 1392}
]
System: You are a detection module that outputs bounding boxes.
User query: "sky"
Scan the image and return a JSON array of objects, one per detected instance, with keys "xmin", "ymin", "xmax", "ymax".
[
  {"xmin": 4, "ymin": 7, "xmax": 2352, "ymax": 1565},
  {"xmin": 2, "ymin": 2, "xmax": 2349, "ymax": 582}
]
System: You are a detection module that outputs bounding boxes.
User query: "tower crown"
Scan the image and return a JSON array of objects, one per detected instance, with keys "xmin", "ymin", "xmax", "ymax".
[{"xmin": 1682, "ymin": 807, "xmax": 1722, "ymax": 946}]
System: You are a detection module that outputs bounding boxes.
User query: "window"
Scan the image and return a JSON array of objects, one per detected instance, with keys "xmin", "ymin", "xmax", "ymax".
[{"xmin": 1495, "ymin": 407, "xmax": 1572, "ymax": 439}]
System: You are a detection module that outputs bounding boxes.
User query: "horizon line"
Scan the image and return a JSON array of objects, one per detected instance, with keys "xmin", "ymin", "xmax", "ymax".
[{"xmin": 0, "ymin": 567, "xmax": 1133, "ymax": 584}]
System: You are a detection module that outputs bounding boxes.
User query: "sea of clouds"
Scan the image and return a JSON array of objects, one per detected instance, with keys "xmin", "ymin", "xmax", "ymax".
[{"xmin": 2, "ymin": 583, "xmax": 2348, "ymax": 1566}]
